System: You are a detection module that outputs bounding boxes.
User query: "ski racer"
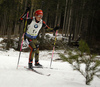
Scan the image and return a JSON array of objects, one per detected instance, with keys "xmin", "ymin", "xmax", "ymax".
[{"xmin": 19, "ymin": 8, "xmax": 59, "ymax": 69}]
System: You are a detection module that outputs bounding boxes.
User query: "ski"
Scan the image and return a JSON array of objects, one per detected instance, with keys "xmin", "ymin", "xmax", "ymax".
[
  {"xmin": 33, "ymin": 66, "xmax": 57, "ymax": 70},
  {"xmin": 28, "ymin": 66, "xmax": 57, "ymax": 70},
  {"xmin": 18, "ymin": 65, "xmax": 58, "ymax": 70},
  {"xmin": 24, "ymin": 66, "xmax": 51, "ymax": 76},
  {"xmin": 32, "ymin": 66, "xmax": 43, "ymax": 68}
]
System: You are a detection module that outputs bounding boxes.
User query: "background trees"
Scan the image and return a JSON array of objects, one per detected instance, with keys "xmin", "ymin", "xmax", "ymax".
[{"xmin": 0, "ymin": 0, "xmax": 100, "ymax": 53}]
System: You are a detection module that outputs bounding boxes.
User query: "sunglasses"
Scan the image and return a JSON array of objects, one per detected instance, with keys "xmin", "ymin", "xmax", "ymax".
[{"xmin": 37, "ymin": 15, "xmax": 43, "ymax": 18}]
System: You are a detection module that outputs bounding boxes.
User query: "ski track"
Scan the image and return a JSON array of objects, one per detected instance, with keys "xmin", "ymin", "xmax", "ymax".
[{"xmin": 0, "ymin": 50, "xmax": 100, "ymax": 87}]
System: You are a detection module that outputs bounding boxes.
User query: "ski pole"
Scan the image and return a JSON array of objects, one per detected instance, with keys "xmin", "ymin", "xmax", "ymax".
[
  {"xmin": 50, "ymin": 30, "xmax": 58, "ymax": 68},
  {"xmin": 17, "ymin": 12, "xmax": 29, "ymax": 69}
]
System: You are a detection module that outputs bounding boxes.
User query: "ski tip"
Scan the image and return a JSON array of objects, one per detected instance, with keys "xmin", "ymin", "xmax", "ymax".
[
  {"xmin": 50, "ymin": 67, "xmax": 53, "ymax": 69},
  {"xmin": 47, "ymin": 74, "xmax": 51, "ymax": 76}
]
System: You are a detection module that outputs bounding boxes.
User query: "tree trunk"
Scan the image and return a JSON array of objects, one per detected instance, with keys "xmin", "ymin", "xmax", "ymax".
[
  {"xmin": 54, "ymin": 2, "xmax": 59, "ymax": 27},
  {"xmin": 62, "ymin": 0, "xmax": 68, "ymax": 36},
  {"xmin": 68, "ymin": 0, "xmax": 73, "ymax": 45},
  {"xmin": 65, "ymin": 0, "xmax": 70, "ymax": 37}
]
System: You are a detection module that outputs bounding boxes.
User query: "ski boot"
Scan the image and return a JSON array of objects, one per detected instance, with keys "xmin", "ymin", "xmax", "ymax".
[
  {"xmin": 28, "ymin": 63, "xmax": 33, "ymax": 69},
  {"xmin": 35, "ymin": 62, "xmax": 43, "ymax": 68}
]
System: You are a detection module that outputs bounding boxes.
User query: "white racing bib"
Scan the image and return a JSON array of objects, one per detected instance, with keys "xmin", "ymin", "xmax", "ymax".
[{"xmin": 26, "ymin": 17, "xmax": 42, "ymax": 38}]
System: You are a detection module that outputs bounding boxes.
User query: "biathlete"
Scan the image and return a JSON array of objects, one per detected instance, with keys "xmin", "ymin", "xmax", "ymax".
[{"xmin": 19, "ymin": 8, "xmax": 59, "ymax": 69}]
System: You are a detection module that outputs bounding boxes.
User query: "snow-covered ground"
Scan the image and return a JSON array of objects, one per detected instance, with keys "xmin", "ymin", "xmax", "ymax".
[
  {"xmin": 0, "ymin": 34, "xmax": 100, "ymax": 87},
  {"xmin": 0, "ymin": 48, "xmax": 100, "ymax": 87}
]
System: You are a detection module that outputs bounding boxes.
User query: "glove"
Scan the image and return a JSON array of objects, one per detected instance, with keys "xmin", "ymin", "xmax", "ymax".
[
  {"xmin": 25, "ymin": 7, "xmax": 30, "ymax": 13},
  {"xmin": 18, "ymin": 7, "xmax": 30, "ymax": 23},
  {"xmin": 18, "ymin": 18, "xmax": 23, "ymax": 23},
  {"xmin": 53, "ymin": 25, "xmax": 59, "ymax": 31}
]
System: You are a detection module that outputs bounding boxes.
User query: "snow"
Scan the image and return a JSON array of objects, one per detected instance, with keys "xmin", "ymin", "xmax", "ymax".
[
  {"xmin": 45, "ymin": 33, "xmax": 63, "ymax": 41},
  {"xmin": 0, "ymin": 34, "xmax": 100, "ymax": 87},
  {"xmin": 0, "ymin": 49, "xmax": 100, "ymax": 87}
]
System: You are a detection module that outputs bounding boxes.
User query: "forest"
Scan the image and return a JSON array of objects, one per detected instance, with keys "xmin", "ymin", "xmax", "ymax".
[{"xmin": 0, "ymin": 0, "xmax": 100, "ymax": 54}]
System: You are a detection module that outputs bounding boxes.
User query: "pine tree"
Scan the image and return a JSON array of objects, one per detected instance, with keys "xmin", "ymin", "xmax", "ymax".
[{"xmin": 59, "ymin": 40, "xmax": 100, "ymax": 85}]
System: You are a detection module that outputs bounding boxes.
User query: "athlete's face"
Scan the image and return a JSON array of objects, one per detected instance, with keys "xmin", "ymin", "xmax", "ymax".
[{"xmin": 35, "ymin": 14, "xmax": 43, "ymax": 21}]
